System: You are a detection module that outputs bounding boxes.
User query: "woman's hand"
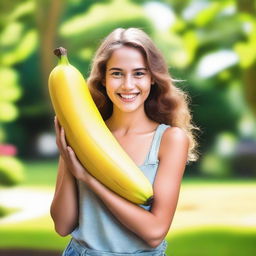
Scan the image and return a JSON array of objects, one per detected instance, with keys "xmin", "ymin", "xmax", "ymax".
[{"xmin": 54, "ymin": 116, "xmax": 93, "ymax": 183}]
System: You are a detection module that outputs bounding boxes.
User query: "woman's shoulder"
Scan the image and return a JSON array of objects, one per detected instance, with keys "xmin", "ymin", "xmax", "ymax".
[
  {"xmin": 161, "ymin": 125, "xmax": 188, "ymax": 139},
  {"xmin": 159, "ymin": 126, "xmax": 189, "ymax": 159}
]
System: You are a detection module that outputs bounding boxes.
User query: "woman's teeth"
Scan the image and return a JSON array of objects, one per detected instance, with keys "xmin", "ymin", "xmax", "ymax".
[
  {"xmin": 119, "ymin": 93, "xmax": 138, "ymax": 99},
  {"xmin": 118, "ymin": 93, "xmax": 139, "ymax": 100}
]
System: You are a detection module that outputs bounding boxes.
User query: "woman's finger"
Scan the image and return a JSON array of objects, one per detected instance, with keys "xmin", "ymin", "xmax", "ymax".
[
  {"xmin": 54, "ymin": 117, "xmax": 60, "ymax": 144},
  {"xmin": 67, "ymin": 146, "xmax": 74, "ymax": 159},
  {"xmin": 54, "ymin": 117, "xmax": 66, "ymax": 158},
  {"xmin": 66, "ymin": 146, "xmax": 78, "ymax": 170},
  {"xmin": 68, "ymin": 146, "xmax": 83, "ymax": 168},
  {"xmin": 54, "ymin": 116, "xmax": 59, "ymax": 135},
  {"xmin": 67, "ymin": 146, "xmax": 92, "ymax": 182},
  {"xmin": 60, "ymin": 127, "xmax": 68, "ymax": 149}
]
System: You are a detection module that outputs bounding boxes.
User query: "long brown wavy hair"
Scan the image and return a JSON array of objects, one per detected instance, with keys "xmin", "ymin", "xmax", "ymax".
[{"xmin": 88, "ymin": 28, "xmax": 200, "ymax": 162}]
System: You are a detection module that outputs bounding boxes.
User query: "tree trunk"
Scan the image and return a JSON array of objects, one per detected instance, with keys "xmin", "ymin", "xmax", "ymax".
[
  {"xmin": 36, "ymin": 0, "xmax": 64, "ymax": 102},
  {"xmin": 237, "ymin": 0, "xmax": 256, "ymax": 116}
]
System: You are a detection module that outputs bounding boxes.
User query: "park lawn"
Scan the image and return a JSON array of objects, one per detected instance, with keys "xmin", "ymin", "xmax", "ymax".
[
  {"xmin": 22, "ymin": 159, "xmax": 256, "ymax": 187},
  {"xmin": 21, "ymin": 159, "xmax": 58, "ymax": 188},
  {"xmin": 0, "ymin": 214, "xmax": 69, "ymax": 251},
  {"xmin": 1, "ymin": 221, "xmax": 256, "ymax": 255},
  {"xmin": 21, "ymin": 159, "xmax": 256, "ymax": 187},
  {"xmin": 0, "ymin": 160, "xmax": 256, "ymax": 255},
  {"xmin": 166, "ymin": 226, "xmax": 256, "ymax": 256}
]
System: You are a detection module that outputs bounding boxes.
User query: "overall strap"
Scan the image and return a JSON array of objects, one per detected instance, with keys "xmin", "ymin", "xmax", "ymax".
[{"xmin": 146, "ymin": 124, "xmax": 170, "ymax": 165}]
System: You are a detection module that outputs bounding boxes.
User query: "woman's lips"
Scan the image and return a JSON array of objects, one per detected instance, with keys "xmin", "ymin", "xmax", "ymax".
[{"xmin": 117, "ymin": 93, "xmax": 140, "ymax": 102}]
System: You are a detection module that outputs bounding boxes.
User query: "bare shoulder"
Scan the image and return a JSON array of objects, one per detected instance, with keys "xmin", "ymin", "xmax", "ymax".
[
  {"xmin": 163, "ymin": 126, "xmax": 189, "ymax": 140},
  {"xmin": 158, "ymin": 127, "xmax": 189, "ymax": 178},
  {"xmin": 159, "ymin": 126, "xmax": 189, "ymax": 161}
]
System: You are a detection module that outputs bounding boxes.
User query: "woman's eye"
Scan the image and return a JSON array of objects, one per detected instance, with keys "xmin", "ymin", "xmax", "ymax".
[
  {"xmin": 134, "ymin": 72, "xmax": 145, "ymax": 77},
  {"xmin": 111, "ymin": 72, "xmax": 122, "ymax": 77}
]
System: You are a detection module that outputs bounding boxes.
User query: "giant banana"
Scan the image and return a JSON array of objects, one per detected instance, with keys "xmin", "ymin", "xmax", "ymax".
[{"xmin": 48, "ymin": 47, "xmax": 153, "ymax": 205}]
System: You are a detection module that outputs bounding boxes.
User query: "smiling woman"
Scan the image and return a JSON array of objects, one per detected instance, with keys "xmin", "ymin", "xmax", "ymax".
[
  {"xmin": 104, "ymin": 46, "xmax": 152, "ymax": 113},
  {"xmin": 50, "ymin": 27, "xmax": 200, "ymax": 256}
]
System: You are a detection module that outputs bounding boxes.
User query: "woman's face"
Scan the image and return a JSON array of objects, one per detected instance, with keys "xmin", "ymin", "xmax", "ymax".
[{"xmin": 105, "ymin": 46, "xmax": 152, "ymax": 114}]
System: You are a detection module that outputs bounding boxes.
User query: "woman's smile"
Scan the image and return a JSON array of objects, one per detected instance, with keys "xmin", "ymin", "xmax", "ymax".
[
  {"xmin": 117, "ymin": 92, "xmax": 140, "ymax": 102},
  {"xmin": 105, "ymin": 46, "xmax": 152, "ymax": 113}
]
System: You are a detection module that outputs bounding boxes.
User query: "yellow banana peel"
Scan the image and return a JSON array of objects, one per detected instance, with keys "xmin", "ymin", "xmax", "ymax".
[{"xmin": 48, "ymin": 47, "xmax": 153, "ymax": 205}]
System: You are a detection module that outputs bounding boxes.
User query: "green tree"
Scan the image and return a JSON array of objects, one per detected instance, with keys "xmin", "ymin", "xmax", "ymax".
[{"xmin": 0, "ymin": 1, "xmax": 26, "ymax": 216}]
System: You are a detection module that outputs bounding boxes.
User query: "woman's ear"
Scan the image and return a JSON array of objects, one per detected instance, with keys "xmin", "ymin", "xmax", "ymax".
[{"xmin": 102, "ymin": 79, "xmax": 106, "ymax": 87}]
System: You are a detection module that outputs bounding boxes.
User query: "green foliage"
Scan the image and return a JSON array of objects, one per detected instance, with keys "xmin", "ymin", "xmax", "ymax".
[
  {"xmin": 0, "ymin": 205, "xmax": 18, "ymax": 218},
  {"xmin": 153, "ymin": 30, "xmax": 199, "ymax": 68},
  {"xmin": 0, "ymin": 22, "xmax": 24, "ymax": 47},
  {"xmin": 0, "ymin": 102, "xmax": 18, "ymax": 122},
  {"xmin": 0, "ymin": 1, "xmax": 35, "ymax": 27},
  {"xmin": 0, "ymin": 0, "xmax": 36, "ymax": 147},
  {"xmin": 0, "ymin": 156, "xmax": 25, "ymax": 186},
  {"xmin": 0, "ymin": 67, "xmax": 22, "ymax": 102},
  {"xmin": 61, "ymin": 0, "xmax": 151, "ymax": 37},
  {"xmin": 192, "ymin": 2, "xmax": 222, "ymax": 27},
  {"xmin": 60, "ymin": 0, "xmax": 153, "ymax": 52},
  {"xmin": 0, "ymin": 67, "xmax": 22, "ymax": 122},
  {"xmin": 0, "ymin": 205, "xmax": 9, "ymax": 218},
  {"xmin": 200, "ymin": 151, "xmax": 231, "ymax": 178},
  {"xmin": 0, "ymin": 0, "xmax": 255, "ymax": 177},
  {"xmin": 234, "ymin": 14, "xmax": 256, "ymax": 68},
  {"xmin": 0, "ymin": 125, "xmax": 5, "ymax": 142},
  {"xmin": 0, "ymin": 29, "xmax": 38, "ymax": 66}
]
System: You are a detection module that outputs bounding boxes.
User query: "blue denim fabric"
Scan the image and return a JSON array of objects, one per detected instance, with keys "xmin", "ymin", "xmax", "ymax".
[{"xmin": 62, "ymin": 238, "xmax": 167, "ymax": 256}]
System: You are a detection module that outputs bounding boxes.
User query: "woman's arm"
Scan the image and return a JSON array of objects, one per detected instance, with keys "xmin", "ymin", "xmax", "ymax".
[
  {"xmin": 50, "ymin": 118, "xmax": 79, "ymax": 236},
  {"xmin": 64, "ymin": 125, "xmax": 189, "ymax": 247}
]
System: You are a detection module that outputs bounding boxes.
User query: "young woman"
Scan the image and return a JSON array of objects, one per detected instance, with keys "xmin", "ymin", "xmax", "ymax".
[{"xmin": 51, "ymin": 27, "xmax": 200, "ymax": 256}]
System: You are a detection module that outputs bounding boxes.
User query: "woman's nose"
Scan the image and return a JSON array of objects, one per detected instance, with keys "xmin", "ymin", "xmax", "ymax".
[{"xmin": 122, "ymin": 75, "xmax": 134, "ymax": 90}]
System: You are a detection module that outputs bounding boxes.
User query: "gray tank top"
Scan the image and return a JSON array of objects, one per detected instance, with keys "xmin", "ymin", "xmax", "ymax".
[{"xmin": 71, "ymin": 124, "xmax": 170, "ymax": 253}]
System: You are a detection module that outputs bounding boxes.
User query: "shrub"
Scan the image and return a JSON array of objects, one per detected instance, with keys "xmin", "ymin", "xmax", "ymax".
[{"xmin": 0, "ymin": 156, "xmax": 24, "ymax": 186}]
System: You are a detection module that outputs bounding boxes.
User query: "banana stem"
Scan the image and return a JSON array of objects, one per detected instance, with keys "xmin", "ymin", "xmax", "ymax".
[
  {"xmin": 145, "ymin": 196, "xmax": 154, "ymax": 206},
  {"xmin": 54, "ymin": 47, "xmax": 69, "ymax": 65}
]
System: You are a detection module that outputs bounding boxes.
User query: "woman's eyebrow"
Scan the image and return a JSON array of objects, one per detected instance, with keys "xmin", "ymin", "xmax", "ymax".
[
  {"xmin": 108, "ymin": 67, "xmax": 148, "ymax": 71},
  {"xmin": 108, "ymin": 67, "xmax": 122, "ymax": 71},
  {"xmin": 133, "ymin": 68, "xmax": 148, "ymax": 71}
]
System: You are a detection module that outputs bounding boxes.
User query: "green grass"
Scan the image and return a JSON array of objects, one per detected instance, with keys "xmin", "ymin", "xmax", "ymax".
[
  {"xmin": 0, "ymin": 160, "xmax": 256, "ymax": 255},
  {"xmin": 21, "ymin": 159, "xmax": 58, "ymax": 187},
  {"xmin": 0, "ymin": 228, "xmax": 69, "ymax": 251},
  {"xmin": 0, "ymin": 205, "xmax": 19, "ymax": 218},
  {"xmin": 182, "ymin": 176, "xmax": 256, "ymax": 185},
  {"xmin": 0, "ymin": 214, "xmax": 69, "ymax": 251},
  {"xmin": 0, "ymin": 225, "xmax": 255, "ymax": 255},
  {"xmin": 20, "ymin": 159, "xmax": 256, "ymax": 188},
  {"xmin": 167, "ymin": 226, "xmax": 256, "ymax": 256}
]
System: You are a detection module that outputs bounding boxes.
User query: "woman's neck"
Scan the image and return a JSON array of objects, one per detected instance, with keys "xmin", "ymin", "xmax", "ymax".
[{"xmin": 105, "ymin": 107, "xmax": 153, "ymax": 135}]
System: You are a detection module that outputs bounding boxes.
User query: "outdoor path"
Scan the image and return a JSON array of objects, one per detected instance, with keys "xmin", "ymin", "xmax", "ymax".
[
  {"xmin": 0, "ymin": 184, "xmax": 256, "ymax": 230},
  {"xmin": 172, "ymin": 183, "xmax": 256, "ymax": 231},
  {"xmin": 0, "ymin": 187, "xmax": 53, "ymax": 225}
]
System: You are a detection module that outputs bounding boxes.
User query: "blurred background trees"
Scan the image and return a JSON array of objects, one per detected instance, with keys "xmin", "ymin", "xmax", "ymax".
[
  {"xmin": 1, "ymin": 0, "xmax": 256, "ymax": 179},
  {"xmin": 0, "ymin": 1, "xmax": 256, "ymax": 255}
]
